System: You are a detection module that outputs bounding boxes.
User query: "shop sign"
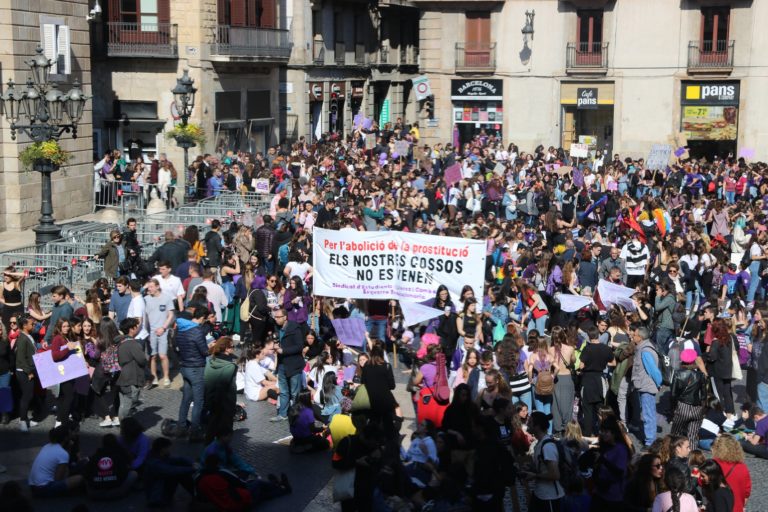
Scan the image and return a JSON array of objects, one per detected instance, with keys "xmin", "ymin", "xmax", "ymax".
[
  {"xmin": 577, "ymin": 88, "xmax": 598, "ymax": 109},
  {"xmin": 412, "ymin": 76, "xmax": 433, "ymax": 101},
  {"xmin": 682, "ymin": 81, "xmax": 739, "ymax": 106},
  {"xmin": 578, "ymin": 135, "xmax": 597, "ymax": 146},
  {"xmin": 426, "ymin": 118, "xmax": 439, "ymax": 128},
  {"xmin": 351, "ymin": 82, "xmax": 365, "ymax": 99},
  {"xmin": 681, "ymin": 106, "xmax": 738, "ymax": 141},
  {"xmin": 330, "ymin": 82, "xmax": 346, "ymax": 97},
  {"xmin": 379, "ymin": 98, "xmax": 391, "ymax": 125},
  {"xmin": 309, "ymin": 82, "xmax": 324, "ymax": 102},
  {"xmin": 451, "ymin": 79, "xmax": 503, "ymax": 100}
]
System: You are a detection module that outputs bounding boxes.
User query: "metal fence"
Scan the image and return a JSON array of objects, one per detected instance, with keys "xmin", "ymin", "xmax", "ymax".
[{"xmin": 1, "ymin": 191, "xmax": 274, "ymax": 308}]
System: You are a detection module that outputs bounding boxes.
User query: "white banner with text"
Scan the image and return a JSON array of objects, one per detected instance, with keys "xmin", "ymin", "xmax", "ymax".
[{"xmin": 312, "ymin": 228, "xmax": 486, "ymax": 302}]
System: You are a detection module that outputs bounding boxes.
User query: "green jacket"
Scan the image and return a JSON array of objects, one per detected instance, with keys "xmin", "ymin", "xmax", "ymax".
[
  {"xmin": 204, "ymin": 354, "xmax": 238, "ymax": 416},
  {"xmin": 654, "ymin": 294, "xmax": 676, "ymax": 330},
  {"xmin": 609, "ymin": 342, "xmax": 635, "ymax": 395}
]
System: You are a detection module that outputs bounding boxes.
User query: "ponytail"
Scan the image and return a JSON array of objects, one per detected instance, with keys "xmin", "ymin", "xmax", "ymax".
[{"xmin": 209, "ymin": 336, "xmax": 234, "ymax": 357}]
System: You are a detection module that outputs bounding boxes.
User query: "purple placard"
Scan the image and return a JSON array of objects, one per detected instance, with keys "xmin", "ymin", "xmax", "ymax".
[
  {"xmin": 444, "ymin": 164, "xmax": 462, "ymax": 186},
  {"xmin": 33, "ymin": 349, "xmax": 89, "ymax": 388},
  {"xmin": 343, "ymin": 365, "xmax": 357, "ymax": 382},
  {"xmin": 361, "ymin": 118, "xmax": 373, "ymax": 130},
  {"xmin": 674, "ymin": 147, "xmax": 686, "ymax": 157},
  {"xmin": 353, "ymin": 113, "xmax": 364, "ymax": 129},
  {"xmin": 331, "ymin": 317, "xmax": 367, "ymax": 348},
  {"xmin": 738, "ymin": 147, "xmax": 755, "ymax": 159},
  {"xmin": 573, "ymin": 167, "xmax": 584, "ymax": 188}
]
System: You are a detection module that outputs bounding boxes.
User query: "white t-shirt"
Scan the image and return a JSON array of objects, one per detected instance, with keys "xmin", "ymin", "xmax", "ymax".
[
  {"xmin": 29, "ymin": 443, "xmax": 69, "ymax": 486},
  {"xmin": 192, "ymin": 281, "xmax": 228, "ymax": 322},
  {"xmin": 153, "ymin": 274, "xmax": 185, "ymax": 302},
  {"xmin": 532, "ymin": 436, "xmax": 565, "ymax": 500},
  {"xmin": 286, "ymin": 261, "xmax": 311, "ymax": 280},
  {"xmin": 127, "ymin": 294, "xmax": 148, "ymax": 339},
  {"xmin": 750, "ymin": 242, "xmax": 763, "ymax": 259},
  {"xmin": 651, "ymin": 491, "xmax": 698, "ymax": 512},
  {"xmin": 244, "ymin": 360, "xmax": 267, "ymax": 401}
]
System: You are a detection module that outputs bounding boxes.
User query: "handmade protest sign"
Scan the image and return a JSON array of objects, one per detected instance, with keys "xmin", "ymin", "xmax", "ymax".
[
  {"xmin": 313, "ymin": 228, "xmax": 486, "ymax": 302},
  {"xmin": 331, "ymin": 317, "xmax": 367, "ymax": 347},
  {"xmin": 647, "ymin": 144, "xmax": 673, "ymax": 170},
  {"xmin": 34, "ymin": 348, "xmax": 89, "ymax": 389}
]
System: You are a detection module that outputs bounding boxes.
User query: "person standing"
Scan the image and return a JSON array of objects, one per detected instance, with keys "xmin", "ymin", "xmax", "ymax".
[
  {"xmin": 654, "ymin": 280, "xmax": 677, "ymax": 354},
  {"xmin": 176, "ymin": 307, "xmax": 209, "ymax": 440},
  {"xmin": 631, "ymin": 325, "xmax": 662, "ymax": 447},
  {"xmin": 144, "ymin": 278, "xmax": 176, "ymax": 388},
  {"xmin": 0, "ymin": 325, "xmax": 11, "ymax": 425},
  {"xmin": 97, "ymin": 230, "xmax": 124, "ymax": 282},
  {"xmin": 153, "ymin": 261, "xmax": 185, "ymax": 312},
  {"xmin": 14, "ymin": 316, "xmax": 39, "ymax": 431},
  {"xmin": 203, "ymin": 220, "xmax": 224, "ymax": 273},
  {"xmin": 51, "ymin": 319, "xmax": 79, "ymax": 427},
  {"xmin": 270, "ymin": 307, "xmax": 305, "ymax": 422},
  {"xmin": 108, "ymin": 277, "xmax": 133, "ymax": 324},
  {"xmin": 522, "ymin": 411, "xmax": 565, "ymax": 511},
  {"xmin": 204, "ymin": 336, "xmax": 238, "ymax": 443},
  {"xmin": 578, "ymin": 326, "xmax": 615, "ymax": 436},
  {"xmin": 192, "ymin": 270, "xmax": 228, "ymax": 323},
  {"xmin": 116, "ymin": 318, "xmax": 147, "ymax": 419},
  {"xmin": 670, "ymin": 349, "xmax": 707, "ymax": 448},
  {"xmin": 43, "ymin": 286, "xmax": 74, "ymax": 347}
]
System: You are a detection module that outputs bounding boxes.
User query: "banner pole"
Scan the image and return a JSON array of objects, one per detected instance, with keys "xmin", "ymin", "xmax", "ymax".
[{"xmin": 389, "ymin": 301, "xmax": 397, "ymax": 369}]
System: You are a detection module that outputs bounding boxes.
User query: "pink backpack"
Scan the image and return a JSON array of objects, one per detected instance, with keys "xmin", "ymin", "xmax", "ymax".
[{"xmin": 434, "ymin": 352, "xmax": 450, "ymax": 404}]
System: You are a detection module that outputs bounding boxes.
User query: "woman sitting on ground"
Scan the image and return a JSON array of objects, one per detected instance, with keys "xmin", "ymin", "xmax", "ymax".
[
  {"xmin": 241, "ymin": 346, "xmax": 279, "ymax": 402},
  {"xmin": 85, "ymin": 433, "xmax": 138, "ymax": 500},
  {"xmin": 289, "ymin": 390, "xmax": 330, "ymax": 453},
  {"xmin": 313, "ymin": 371, "xmax": 343, "ymax": 423}
]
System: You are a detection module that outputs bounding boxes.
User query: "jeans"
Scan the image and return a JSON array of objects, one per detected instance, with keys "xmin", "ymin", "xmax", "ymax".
[
  {"xmin": 741, "ymin": 439, "xmax": 768, "ymax": 459},
  {"xmin": 656, "ymin": 328, "xmax": 674, "ymax": 354},
  {"xmin": 118, "ymin": 385, "xmax": 142, "ymax": 420},
  {"xmin": 534, "ymin": 393, "xmax": 553, "ymax": 433},
  {"xmin": 606, "ymin": 216, "xmax": 616, "ymax": 235},
  {"xmin": 527, "ymin": 315, "xmax": 547, "ymax": 334},
  {"xmin": 699, "ymin": 438, "xmax": 715, "ymax": 451},
  {"xmin": 725, "ymin": 191, "xmax": 736, "ymax": 204},
  {"xmin": 277, "ymin": 366, "xmax": 303, "ymax": 418},
  {"xmin": 179, "ymin": 366, "xmax": 205, "ymax": 427},
  {"xmin": 513, "ymin": 389, "xmax": 533, "ymax": 411},
  {"xmin": 758, "ymin": 382, "xmax": 768, "ymax": 413},
  {"xmin": 747, "ymin": 260, "xmax": 764, "ymax": 303},
  {"xmin": 639, "ymin": 392, "xmax": 657, "ymax": 446},
  {"xmin": 366, "ymin": 318, "xmax": 388, "ymax": 345}
]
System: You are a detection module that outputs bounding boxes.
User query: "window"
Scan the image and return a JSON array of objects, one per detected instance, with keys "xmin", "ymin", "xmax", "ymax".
[
  {"xmin": 215, "ymin": 91, "xmax": 242, "ymax": 121},
  {"xmin": 119, "ymin": 0, "xmax": 159, "ymax": 30},
  {"xmin": 464, "ymin": 12, "xmax": 491, "ymax": 67},
  {"xmin": 334, "ymin": 12, "xmax": 344, "ymax": 44},
  {"xmin": 312, "ymin": 9, "xmax": 322, "ymax": 37},
  {"xmin": 246, "ymin": 90, "xmax": 271, "ymax": 119},
  {"xmin": 218, "ymin": 0, "xmax": 275, "ymax": 28},
  {"xmin": 577, "ymin": 10, "xmax": 603, "ymax": 48},
  {"xmin": 41, "ymin": 21, "xmax": 70, "ymax": 76},
  {"xmin": 701, "ymin": 7, "xmax": 729, "ymax": 53}
]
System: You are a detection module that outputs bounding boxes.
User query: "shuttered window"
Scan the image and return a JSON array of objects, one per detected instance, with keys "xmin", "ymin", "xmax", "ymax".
[
  {"xmin": 219, "ymin": 0, "xmax": 274, "ymax": 27},
  {"xmin": 41, "ymin": 22, "xmax": 71, "ymax": 76}
]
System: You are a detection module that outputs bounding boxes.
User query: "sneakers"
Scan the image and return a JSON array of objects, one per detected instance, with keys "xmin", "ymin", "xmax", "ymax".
[
  {"xmin": 99, "ymin": 418, "xmax": 114, "ymax": 428},
  {"xmin": 145, "ymin": 377, "xmax": 157, "ymax": 390},
  {"xmin": 54, "ymin": 421, "xmax": 62, "ymax": 428},
  {"xmin": 269, "ymin": 415, "xmax": 288, "ymax": 423},
  {"xmin": 162, "ymin": 378, "xmax": 171, "ymax": 388},
  {"xmin": 20, "ymin": 420, "xmax": 29, "ymax": 432},
  {"xmin": 112, "ymin": 417, "xmax": 120, "ymax": 427}
]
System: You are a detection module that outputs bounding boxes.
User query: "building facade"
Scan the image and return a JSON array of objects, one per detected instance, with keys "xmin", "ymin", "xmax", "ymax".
[
  {"xmin": 90, "ymin": 0, "xmax": 292, "ymax": 165},
  {"xmin": 0, "ymin": 0, "xmax": 94, "ymax": 231},
  {"xmin": 416, "ymin": 0, "xmax": 768, "ymax": 161},
  {"xmin": 284, "ymin": 0, "xmax": 420, "ymax": 143}
]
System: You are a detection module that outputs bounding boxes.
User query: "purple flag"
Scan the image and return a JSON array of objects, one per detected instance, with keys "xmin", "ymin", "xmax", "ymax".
[
  {"xmin": 674, "ymin": 147, "xmax": 686, "ymax": 157},
  {"xmin": 33, "ymin": 349, "xmax": 89, "ymax": 388},
  {"xmin": 343, "ymin": 365, "xmax": 357, "ymax": 382},
  {"xmin": 332, "ymin": 317, "xmax": 367, "ymax": 348},
  {"xmin": 573, "ymin": 166, "xmax": 584, "ymax": 188},
  {"xmin": 353, "ymin": 113, "xmax": 364, "ymax": 129},
  {"xmin": 444, "ymin": 164, "xmax": 462, "ymax": 186},
  {"xmin": 361, "ymin": 118, "xmax": 373, "ymax": 130}
]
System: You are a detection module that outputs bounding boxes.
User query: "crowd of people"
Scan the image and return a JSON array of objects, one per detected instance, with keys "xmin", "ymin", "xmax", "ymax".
[{"xmin": 1, "ymin": 123, "xmax": 768, "ymax": 512}]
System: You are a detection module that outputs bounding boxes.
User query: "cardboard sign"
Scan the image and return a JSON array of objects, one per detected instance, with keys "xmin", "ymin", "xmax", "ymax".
[
  {"xmin": 444, "ymin": 164, "xmax": 462, "ymax": 186},
  {"xmin": 393, "ymin": 140, "xmax": 410, "ymax": 157},
  {"xmin": 570, "ymin": 144, "xmax": 589, "ymax": 159},
  {"xmin": 647, "ymin": 144, "xmax": 673, "ymax": 170},
  {"xmin": 252, "ymin": 179, "xmax": 270, "ymax": 194},
  {"xmin": 493, "ymin": 162, "xmax": 505, "ymax": 176},
  {"xmin": 331, "ymin": 317, "xmax": 367, "ymax": 348}
]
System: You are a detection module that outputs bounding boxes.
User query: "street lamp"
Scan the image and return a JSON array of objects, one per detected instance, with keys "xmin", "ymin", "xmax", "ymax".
[
  {"xmin": 0, "ymin": 46, "xmax": 89, "ymax": 244},
  {"xmin": 171, "ymin": 69, "xmax": 197, "ymax": 193}
]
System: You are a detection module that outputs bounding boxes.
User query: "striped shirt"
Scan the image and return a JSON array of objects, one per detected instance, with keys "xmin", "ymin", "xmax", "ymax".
[{"xmin": 620, "ymin": 241, "xmax": 650, "ymax": 276}]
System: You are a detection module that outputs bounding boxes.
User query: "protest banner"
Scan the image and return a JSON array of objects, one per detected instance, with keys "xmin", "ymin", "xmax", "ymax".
[
  {"xmin": 313, "ymin": 228, "xmax": 486, "ymax": 302},
  {"xmin": 444, "ymin": 164, "xmax": 462, "ymax": 186},
  {"xmin": 393, "ymin": 140, "xmax": 410, "ymax": 158},
  {"xmin": 331, "ymin": 317, "xmax": 367, "ymax": 348},
  {"xmin": 252, "ymin": 179, "xmax": 270, "ymax": 193},
  {"xmin": 493, "ymin": 162, "xmax": 505, "ymax": 176},
  {"xmin": 570, "ymin": 143, "xmax": 589, "ymax": 158},
  {"xmin": 647, "ymin": 144, "xmax": 673, "ymax": 170},
  {"xmin": 33, "ymin": 348, "xmax": 89, "ymax": 389}
]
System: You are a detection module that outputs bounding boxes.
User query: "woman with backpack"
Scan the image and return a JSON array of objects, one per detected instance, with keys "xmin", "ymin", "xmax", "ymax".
[
  {"xmin": 670, "ymin": 349, "xmax": 707, "ymax": 447},
  {"xmin": 527, "ymin": 338, "xmax": 555, "ymax": 432}
]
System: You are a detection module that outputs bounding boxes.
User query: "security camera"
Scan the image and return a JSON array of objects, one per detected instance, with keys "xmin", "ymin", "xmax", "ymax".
[{"xmin": 87, "ymin": 1, "xmax": 102, "ymax": 21}]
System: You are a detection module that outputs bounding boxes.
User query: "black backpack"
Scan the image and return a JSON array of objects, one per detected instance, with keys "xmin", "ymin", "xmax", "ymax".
[{"xmin": 538, "ymin": 438, "xmax": 580, "ymax": 494}]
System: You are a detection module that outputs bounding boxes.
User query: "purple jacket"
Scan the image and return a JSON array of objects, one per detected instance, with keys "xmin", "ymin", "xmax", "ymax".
[{"xmin": 283, "ymin": 289, "xmax": 310, "ymax": 324}]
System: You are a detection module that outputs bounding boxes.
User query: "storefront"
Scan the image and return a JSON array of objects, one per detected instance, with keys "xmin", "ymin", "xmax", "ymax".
[
  {"xmin": 308, "ymin": 82, "xmax": 324, "ymax": 142},
  {"xmin": 680, "ymin": 81, "xmax": 739, "ymax": 159},
  {"xmin": 560, "ymin": 82, "xmax": 614, "ymax": 153},
  {"xmin": 451, "ymin": 79, "xmax": 503, "ymax": 146}
]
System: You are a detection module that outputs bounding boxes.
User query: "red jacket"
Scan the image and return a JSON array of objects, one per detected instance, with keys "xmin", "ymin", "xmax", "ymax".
[
  {"xmin": 715, "ymin": 459, "xmax": 751, "ymax": 512},
  {"xmin": 196, "ymin": 472, "xmax": 252, "ymax": 512},
  {"xmin": 51, "ymin": 334, "xmax": 74, "ymax": 362}
]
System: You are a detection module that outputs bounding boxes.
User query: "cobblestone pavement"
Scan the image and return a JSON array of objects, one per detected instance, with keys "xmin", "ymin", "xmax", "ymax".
[{"xmin": 2, "ymin": 369, "xmax": 766, "ymax": 511}]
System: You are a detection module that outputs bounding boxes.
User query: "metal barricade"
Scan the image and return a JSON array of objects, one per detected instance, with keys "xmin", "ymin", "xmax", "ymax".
[{"xmin": 94, "ymin": 178, "xmax": 150, "ymax": 221}]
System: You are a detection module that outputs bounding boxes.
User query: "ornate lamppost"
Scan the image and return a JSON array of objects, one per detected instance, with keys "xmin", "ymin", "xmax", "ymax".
[
  {"xmin": 0, "ymin": 46, "xmax": 88, "ymax": 244},
  {"xmin": 171, "ymin": 69, "xmax": 197, "ymax": 194}
]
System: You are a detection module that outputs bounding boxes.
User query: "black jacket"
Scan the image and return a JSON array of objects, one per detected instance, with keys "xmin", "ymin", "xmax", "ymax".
[
  {"xmin": 175, "ymin": 318, "xmax": 208, "ymax": 368},
  {"xmin": 149, "ymin": 239, "xmax": 190, "ymax": 269},
  {"xmin": 116, "ymin": 336, "xmax": 148, "ymax": 387},
  {"xmin": 204, "ymin": 230, "xmax": 223, "ymax": 267},
  {"xmin": 670, "ymin": 367, "xmax": 707, "ymax": 405},
  {"xmin": 705, "ymin": 340, "xmax": 734, "ymax": 380},
  {"xmin": 277, "ymin": 320, "xmax": 305, "ymax": 377},
  {"xmin": 254, "ymin": 224, "xmax": 276, "ymax": 260}
]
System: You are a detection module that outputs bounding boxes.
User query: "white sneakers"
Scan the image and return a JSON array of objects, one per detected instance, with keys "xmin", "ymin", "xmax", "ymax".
[
  {"xmin": 100, "ymin": 417, "xmax": 121, "ymax": 427},
  {"xmin": 19, "ymin": 420, "xmax": 39, "ymax": 432},
  {"xmin": 162, "ymin": 378, "xmax": 171, "ymax": 388}
]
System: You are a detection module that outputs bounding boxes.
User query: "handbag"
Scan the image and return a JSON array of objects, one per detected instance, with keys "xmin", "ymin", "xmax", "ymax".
[
  {"xmin": 351, "ymin": 384, "xmax": 371, "ymax": 412},
  {"xmin": 332, "ymin": 469, "xmax": 355, "ymax": 502},
  {"xmin": 731, "ymin": 339, "xmax": 743, "ymax": 380}
]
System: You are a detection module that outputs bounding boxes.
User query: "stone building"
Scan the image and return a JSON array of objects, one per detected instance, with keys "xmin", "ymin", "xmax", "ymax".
[
  {"xmin": 416, "ymin": 0, "xmax": 768, "ymax": 161},
  {"xmin": 0, "ymin": 0, "xmax": 93, "ymax": 231}
]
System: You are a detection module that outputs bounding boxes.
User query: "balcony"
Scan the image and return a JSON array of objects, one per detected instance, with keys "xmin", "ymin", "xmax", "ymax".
[
  {"xmin": 106, "ymin": 22, "xmax": 178, "ymax": 58},
  {"xmin": 374, "ymin": 47, "xmax": 395, "ymax": 67},
  {"xmin": 400, "ymin": 45, "xmax": 419, "ymax": 66},
  {"xmin": 455, "ymin": 42, "xmax": 496, "ymax": 73},
  {"xmin": 566, "ymin": 42, "xmax": 609, "ymax": 74},
  {"xmin": 688, "ymin": 40, "xmax": 734, "ymax": 74},
  {"xmin": 210, "ymin": 25, "xmax": 292, "ymax": 62}
]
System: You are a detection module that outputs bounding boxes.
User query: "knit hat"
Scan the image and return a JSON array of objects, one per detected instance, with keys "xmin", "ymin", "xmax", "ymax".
[{"xmin": 680, "ymin": 349, "xmax": 697, "ymax": 364}]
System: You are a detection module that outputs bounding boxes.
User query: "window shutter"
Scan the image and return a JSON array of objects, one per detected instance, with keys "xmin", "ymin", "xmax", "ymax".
[
  {"xmin": 217, "ymin": 0, "xmax": 226, "ymax": 24},
  {"xmin": 231, "ymin": 0, "xmax": 246, "ymax": 26},
  {"xmin": 57, "ymin": 25, "xmax": 71, "ymax": 75},
  {"xmin": 158, "ymin": 0, "xmax": 170, "ymax": 24},
  {"xmin": 42, "ymin": 23, "xmax": 58, "ymax": 74},
  {"xmin": 109, "ymin": 0, "xmax": 121, "ymax": 22},
  {"xmin": 261, "ymin": 0, "xmax": 275, "ymax": 28}
]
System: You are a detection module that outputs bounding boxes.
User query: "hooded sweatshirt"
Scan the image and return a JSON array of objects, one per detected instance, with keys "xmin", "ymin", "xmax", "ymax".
[{"xmin": 175, "ymin": 318, "xmax": 208, "ymax": 368}]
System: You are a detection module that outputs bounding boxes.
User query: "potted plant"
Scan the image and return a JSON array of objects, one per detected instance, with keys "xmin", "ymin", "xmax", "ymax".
[
  {"xmin": 18, "ymin": 140, "xmax": 72, "ymax": 171},
  {"xmin": 165, "ymin": 123, "xmax": 206, "ymax": 148}
]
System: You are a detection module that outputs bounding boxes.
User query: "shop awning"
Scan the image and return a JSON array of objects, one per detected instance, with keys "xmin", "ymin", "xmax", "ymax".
[{"xmin": 104, "ymin": 118, "xmax": 166, "ymax": 127}]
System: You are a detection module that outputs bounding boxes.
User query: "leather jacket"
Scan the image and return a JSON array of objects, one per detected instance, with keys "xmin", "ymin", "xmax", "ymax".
[{"xmin": 670, "ymin": 367, "xmax": 707, "ymax": 405}]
